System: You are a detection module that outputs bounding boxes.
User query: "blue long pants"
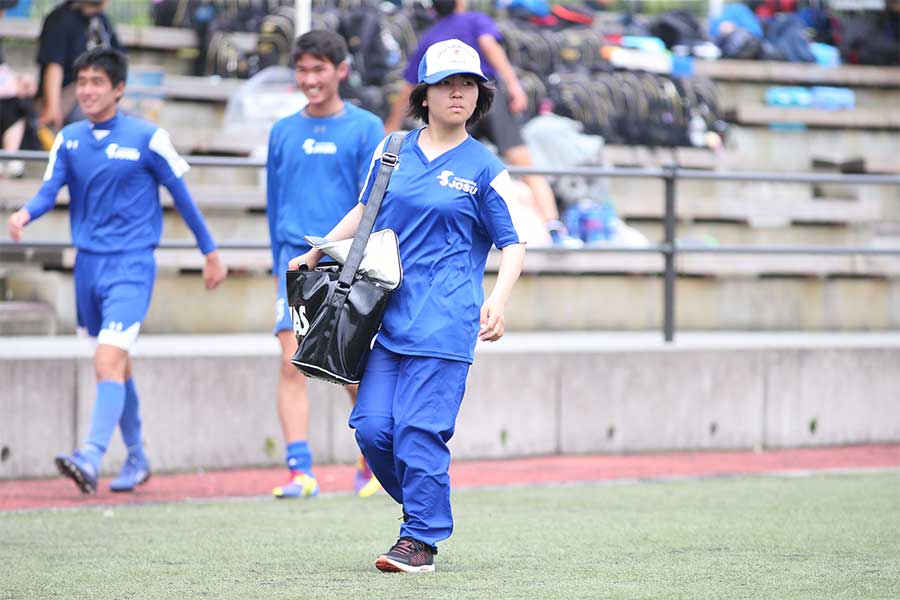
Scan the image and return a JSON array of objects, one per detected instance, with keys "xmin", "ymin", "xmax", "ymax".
[{"xmin": 349, "ymin": 343, "xmax": 469, "ymax": 548}]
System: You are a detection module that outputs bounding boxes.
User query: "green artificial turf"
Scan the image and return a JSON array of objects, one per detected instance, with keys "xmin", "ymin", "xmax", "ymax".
[{"xmin": 2, "ymin": 473, "xmax": 898, "ymax": 600}]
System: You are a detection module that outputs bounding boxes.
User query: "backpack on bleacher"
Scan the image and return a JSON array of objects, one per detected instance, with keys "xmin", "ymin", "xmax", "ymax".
[
  {"xmin": 152, "ymin": 0, "xmax": 181, "ymax": 26},
  {"xmin": 840, "ymin": 13, "xmax": 900, "ymax": 66},
  {"xmin": 716, "ymin": 26, "xmax": 763, "ymax": 59},
  {"xmin": 383, "ymin": 6, "xmax": 420, "ymax": 62},
  {"xmin": 677, "ymin": 75, "xmax": 727, "ymax": 147},
  {"xmin": 514, "ymin": 68, "xmax": 548, "ymax": 121},
  {"xmin": 256, "ymin": 5, "xmax": 295, "ymax": 70},
  {"xmin": 499, "ymin": 21, "xmax": 556, "ymax": 76},
  {"xmin": 338, "ymin": 6, "xmax": 401, "ymax": 86},
  {"xmin": 650, "ymin": 9, "xmax": 706, "ymax": 49},
  {"xmin": 207, "ymin": 30, "xmax": 257, "ymax": 78},
  {"xmin": 765, "ymin": 13, "xmax": 815, "ymax": 62}
]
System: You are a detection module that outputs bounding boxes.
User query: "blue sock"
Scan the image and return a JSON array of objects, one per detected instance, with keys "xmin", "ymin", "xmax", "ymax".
[
  {"xmin": 286, "ymin": 441, "xmax": 313, "ymax": 475},
  {"xmin": 82, "ymin": 380, "xmax": 126, "ymax": 470},
  {"xmin": 119, "ymin": 378, "xmax": 146, "ymax": 460}
]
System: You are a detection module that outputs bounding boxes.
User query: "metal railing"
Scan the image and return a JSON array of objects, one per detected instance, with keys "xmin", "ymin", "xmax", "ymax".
[{"xmin": 3, "ymin": 149, "xmax": 900, "ymax": 342}]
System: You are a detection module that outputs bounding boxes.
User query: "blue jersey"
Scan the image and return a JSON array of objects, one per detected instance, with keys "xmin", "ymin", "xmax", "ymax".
[
  {"xmin": 24, "ymin": 113, "xmax": 216, "ymax": 255},
  {"xmin": 361, "ymin": 129, "xmax": 521, "ymax": 363},
  {"xmin": 266, "ymin": 103, "xmax": 384, "ymax": 267}
]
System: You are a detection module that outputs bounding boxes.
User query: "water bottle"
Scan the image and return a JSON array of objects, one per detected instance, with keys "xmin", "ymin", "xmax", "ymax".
[
  {"xmin": 600, "ymin": 201, "xmax": 620, "ymax": 242},
  {"xmin": 579, "ymin": 201, "xmax": 605, "ymax": 244},
  {"xmin": 563, "ymin": 205, "xmax": 583, "ymax": 242}
]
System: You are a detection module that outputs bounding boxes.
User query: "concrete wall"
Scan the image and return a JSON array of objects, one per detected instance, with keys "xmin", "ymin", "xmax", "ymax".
[{"xmin": 2, "ymin": 333, "xmax": 899, "ymax": 480}]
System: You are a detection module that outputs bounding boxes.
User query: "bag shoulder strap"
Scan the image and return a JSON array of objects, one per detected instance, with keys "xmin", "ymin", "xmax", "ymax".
[{"xmin": 337, "ymin": 132, "xmax": 403, "ymax": 288}]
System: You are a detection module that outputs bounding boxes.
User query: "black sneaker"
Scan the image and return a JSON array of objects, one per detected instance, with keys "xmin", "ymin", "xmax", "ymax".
[{"xmin": 375, "ymin": 537, "xmax": 435, "ymax": 573}]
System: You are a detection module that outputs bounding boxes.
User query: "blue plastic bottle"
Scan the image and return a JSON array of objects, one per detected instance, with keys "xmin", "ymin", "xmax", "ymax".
[
  {"xmin": 564, "ymin": 205, "xmax": 583, "ymax": 242},
  {"xmin": 580, "ymin": 202, "xmax": 605, "ymax": 244}
]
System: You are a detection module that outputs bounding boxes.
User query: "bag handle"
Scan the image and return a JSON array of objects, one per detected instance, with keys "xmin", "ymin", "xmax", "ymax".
[{"xmin": 337, "ymin": 132, "xmax": 403, "ymax": 289}]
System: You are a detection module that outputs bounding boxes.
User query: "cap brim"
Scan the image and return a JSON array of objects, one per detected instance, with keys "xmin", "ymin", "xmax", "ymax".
[{"xmin": 422, "ymin": 69, "xmax": 488, "ymax": 84}]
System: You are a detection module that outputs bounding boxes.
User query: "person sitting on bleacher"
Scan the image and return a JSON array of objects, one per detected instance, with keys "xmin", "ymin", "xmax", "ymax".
[
  {"xmin": 35, "ymin": 0, "xmax": 122, "ymax": 132},
  {"xmin": 1, "ymin": 1, "xmax": 37, "ymax": 178}
]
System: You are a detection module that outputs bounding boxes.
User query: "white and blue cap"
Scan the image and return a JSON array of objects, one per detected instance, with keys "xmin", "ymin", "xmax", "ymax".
[{"xmin": 417, "ymin": 39, "xmax": 488, "ymax": 85}]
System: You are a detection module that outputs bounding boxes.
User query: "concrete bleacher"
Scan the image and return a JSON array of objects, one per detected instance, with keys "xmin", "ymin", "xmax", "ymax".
[
  {"xmin": 3, "ymin": 21, "xmax": 899, "ymax": 151},
  {"xmin": 2, "ymin": 21, "xmax": 899, "ymax": 481},
  {"xmin": 1, "ymin": 20, "xmax": 899, "ymax": 335},
  {"xmin": 0, "ymin": 301, "xmax": 56, "ymax": 335}
]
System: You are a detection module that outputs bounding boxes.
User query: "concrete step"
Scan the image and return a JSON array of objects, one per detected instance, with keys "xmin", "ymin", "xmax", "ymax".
[
  {"xmin": 149, "ymin": 123, "xmax": 900, "ymax": 174},
  {"xmin": 729, "ymin": 105, "xmax": 900, "ymax": 130},
  {"xmin": 7, "ymin": 203, "xmax": 898, "ymax": 252},
  {"xmin": 0, "ymin": 301, "xmax": 57, "ymax": 335},
  {"xmin": 4, "ymin": 175, "xmax": 897, "ymax": 228},
  {"xmin": 715, "ymin": 81, "xmax": 900, "ymax": 115},
  {"xmin": 4, "ymin": 18, "xmax": 898, "ymax": 88},
  {"xmin": 719, "ymin": 126, "xmax": 900, "ymax": 174},
  {"xmin": 694, "ymin": 60, "xmax": 900, "ymax": 88},
  {"xmin": 4, "ymin": 252, "xmax": 900, "ymax": 334}
]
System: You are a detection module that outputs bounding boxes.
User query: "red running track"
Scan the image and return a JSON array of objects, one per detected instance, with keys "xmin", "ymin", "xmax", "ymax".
[{"xmin": 1, "ymin": 444, "xmax": 898, "ymax": 512}]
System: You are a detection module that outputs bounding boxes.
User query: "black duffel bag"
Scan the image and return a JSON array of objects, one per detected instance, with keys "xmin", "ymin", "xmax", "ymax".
[{"xmin": 286, "ymin": 133, "xmax": 403, "ymax": 384}]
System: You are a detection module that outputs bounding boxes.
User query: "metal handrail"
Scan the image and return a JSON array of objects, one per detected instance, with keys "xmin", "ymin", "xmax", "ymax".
[
  {"xmin": 4, "ymin": 150, "xmax": 900, "ymax": 184},
  {"xmin": 3, "ymin": 149, "xmax": 899, "ymax": 341}
]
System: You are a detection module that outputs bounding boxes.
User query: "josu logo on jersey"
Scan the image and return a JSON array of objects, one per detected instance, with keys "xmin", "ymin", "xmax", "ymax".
[
  {"xmin": 105, "ymin": 143, "xmax": 141, "ymax": 161},
  {"xmin": 436, "ymin": 170, "xmax": 478, "ymax": 194},
  {"xmin": 65, "ymin": 140, "xmax": 79, "ymax": 150},
  {"xmin": 302, "ymin": 138, "xmax": 338, "ymax": 155}
]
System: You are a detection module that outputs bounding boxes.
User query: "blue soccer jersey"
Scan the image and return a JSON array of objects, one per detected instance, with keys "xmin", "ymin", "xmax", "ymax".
[
  {"xmin": 266, "ymin": 103, "xmax": 384, "ymax": 268},
  {"xmin": 360, "ymin": 129, "xmax": 521, "ymax": 363},
  {"xmin": 24, "ymin": 113, "xmax": 216, "ymax": 255}
]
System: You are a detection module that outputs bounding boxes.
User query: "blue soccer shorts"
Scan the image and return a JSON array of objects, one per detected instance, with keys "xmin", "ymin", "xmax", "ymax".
[
  {"xmin": 273, "ymin": 242, "xmax": 311, "ymax": 335},
  {"xmin": 74, "ymin": 249, "xmax": 156, "ymax": 350}
]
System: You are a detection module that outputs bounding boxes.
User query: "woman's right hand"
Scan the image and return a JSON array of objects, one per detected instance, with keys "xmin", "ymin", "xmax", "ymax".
[
  {"xmin": 7, "ymin": 209, "xmax": 30, "ymax": 241},
  {"xmin": 288, "ymin": 249, "xmax": 323, "ymax": 271}
]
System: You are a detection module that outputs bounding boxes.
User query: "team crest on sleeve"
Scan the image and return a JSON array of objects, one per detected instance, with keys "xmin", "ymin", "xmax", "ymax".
[{"xmin": 437, "ymin": 170, "xmax": 478, "ymax": 194}]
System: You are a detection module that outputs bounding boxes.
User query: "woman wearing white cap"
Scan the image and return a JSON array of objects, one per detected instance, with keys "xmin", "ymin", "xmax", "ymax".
[{"xmin": 290, "ymin": 39, "xmax": 525, "ymax": 573}]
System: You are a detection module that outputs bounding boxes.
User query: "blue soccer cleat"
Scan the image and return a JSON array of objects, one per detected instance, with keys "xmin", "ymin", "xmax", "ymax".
[
  {"xmin": 109, "ymin": 454, "xmax": 151, "ymax": 493},
  {"xmin": 54, "ymin": 450, "xmax": 98, "ymax": 495},
  {"xmin": 273, "ymin": 472, "xmax": 319, "ymax": 499}
]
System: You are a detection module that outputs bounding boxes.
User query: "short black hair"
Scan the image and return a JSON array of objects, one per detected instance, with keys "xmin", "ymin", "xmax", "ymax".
[
  {"xmin": 292, "ymin": 29, "xmax": 348, "ymax": 66},
  {"xmin": 408, "ymin": 78, "xmax": 495, "ymax": 127},
  {"xmin": 73, "ymin": 46, "xmax": 128, "ymax": 87},
  {"xmin": 432, "ymin": 0, "xmax": 457, "ymax": 17}
]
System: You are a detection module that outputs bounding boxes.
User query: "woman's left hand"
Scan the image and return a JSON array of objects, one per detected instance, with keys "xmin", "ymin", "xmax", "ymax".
[{"xmin": 479, "ymin": 295, "xmax": 506, "ymax": 342}]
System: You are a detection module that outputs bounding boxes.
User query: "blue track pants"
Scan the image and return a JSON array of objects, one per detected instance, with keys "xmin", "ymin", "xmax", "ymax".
[{"xmin": 349, "ymin": 343, "xmax": 469, "ymax": 548}]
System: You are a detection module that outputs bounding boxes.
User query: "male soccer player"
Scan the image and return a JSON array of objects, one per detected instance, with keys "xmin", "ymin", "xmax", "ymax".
[
  {"xmin": 266, "ymin": 29, "xmax": 384, "ymax": 499},
  {"xmin": 7, "ymin": 47, "xmax": 227, "ymax": 494}
]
